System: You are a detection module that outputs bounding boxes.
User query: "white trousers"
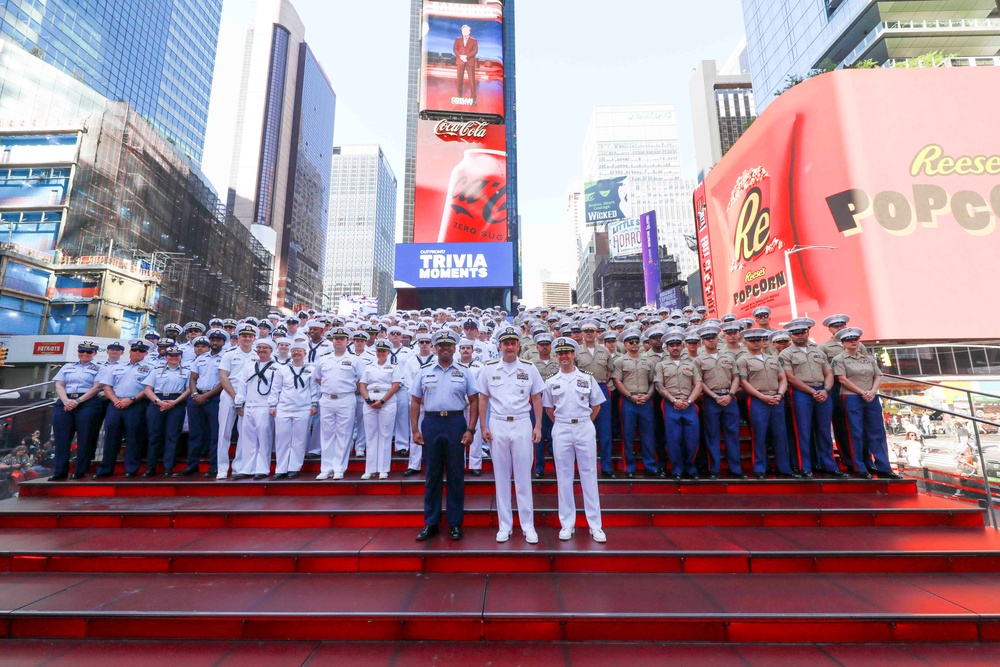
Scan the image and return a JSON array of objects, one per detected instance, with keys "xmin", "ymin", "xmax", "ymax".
[
  {"xmin": 306, "ymin": 412, "xmax": 321, "ymax": 455},
  {"xmin": 363, "ymin": 399, "xmax": 397, "ymax": 474},
  {"xmin": 393, "ymin": 387, "xmax": 410, "ymax": 451},
  {"xmin": 489, "ymin": 417, "xmax": 535, "ymax": 533},
  {"xmin": 552, "ymin": 420, "xmax": 602, "ymax": 531},
  {"xmin": 465, "ymin": 404, "xmax": 485, "ymax": 470},
  {"xmin": 216, "ymin": 391, "xmax": 244, "ymax": 474},
  {"xmin": 354, "ymin": 394, "xmax": 367, "ymax": 455},
  {"xmin": 274, "ymin": 411, "xmax": 310, "ymax": 473},
  {"xmin": 320, "ymin": 395, "xmax": 356, "ymax": 475},
  {"xmin": 237, "ymin": 407, "xmax": 273, "ymax": 475},
  {"xmin": 408, "ymin": 406, "xmax": 424, "ymax": 470}
]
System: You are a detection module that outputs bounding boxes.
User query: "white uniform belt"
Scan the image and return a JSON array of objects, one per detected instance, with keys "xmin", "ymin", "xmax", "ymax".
[
  {"xmin": 555, "ymin": 418, "xmax": 588, "ymax": 424},
  {"xmin": 491, "ymin": 413, "xmax": 530, "ymax": 422}
]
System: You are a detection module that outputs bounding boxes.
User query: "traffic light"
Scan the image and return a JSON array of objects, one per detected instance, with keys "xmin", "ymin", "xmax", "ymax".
[{"xmin": 0, "ymin": 345, "xmax": 7, "ymax": 366}]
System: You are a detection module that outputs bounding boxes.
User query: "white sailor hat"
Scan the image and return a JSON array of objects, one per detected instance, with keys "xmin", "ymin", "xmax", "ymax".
[
  {"xmin": 835, "ymin": 327, "xmax": 863, "ymax": 341},
  {"xmin": 823, "ymin": 314, "xmax": 850, "ymax": 328},
  {"xmin": 254, "ymin": 338, "xmax": 276, "ymax": 350},
  {"xmin": 458, "ymin": 338, "xmax": 475, "ymax": 347},
  {"xmin": 415, "ymin": 331, "xmax": 432, "ymax": 343}
]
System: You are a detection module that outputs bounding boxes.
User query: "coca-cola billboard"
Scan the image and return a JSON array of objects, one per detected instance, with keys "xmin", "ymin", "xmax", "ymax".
[{"xmin": 414, "ymin": 118, "xmax": 507, "ymax": 243}]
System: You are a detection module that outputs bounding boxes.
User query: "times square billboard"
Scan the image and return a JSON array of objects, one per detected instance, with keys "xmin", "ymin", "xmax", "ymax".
[{"xmin": 695, "ymin": 66, "xmax": 1000, "ymax": 342}]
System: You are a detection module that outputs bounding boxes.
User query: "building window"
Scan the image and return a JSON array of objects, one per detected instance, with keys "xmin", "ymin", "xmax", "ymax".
[
  {"xmin": 3, "ymin": 261, "xmax": 50, "ymax": 296},
  {"xmin": 47, "ymin": 302, "xmax": 88, "ymax": 335},
  {"xmin": 0, "ymin": 294, "xmax": 44, "ymax": 334}
]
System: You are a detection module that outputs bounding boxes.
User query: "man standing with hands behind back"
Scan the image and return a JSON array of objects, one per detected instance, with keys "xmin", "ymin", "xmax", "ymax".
[{"xmin": 454, "ymin": 24, "xmax": 478, "ymax": 103}]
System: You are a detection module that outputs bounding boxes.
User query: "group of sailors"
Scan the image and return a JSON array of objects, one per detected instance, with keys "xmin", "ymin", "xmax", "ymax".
[{"xmin": 48, "ymin": 303, "xmax": 899, "ymax": 543}]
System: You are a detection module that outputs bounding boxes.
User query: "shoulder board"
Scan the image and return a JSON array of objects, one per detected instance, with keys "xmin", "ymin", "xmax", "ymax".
[
  {"xmin": 485, "ymin": 359, "xmax": 500, "ymax": 365},
  {"xmin": 420, "ymin": 360, "xmax": 435, "ymax": 368}
]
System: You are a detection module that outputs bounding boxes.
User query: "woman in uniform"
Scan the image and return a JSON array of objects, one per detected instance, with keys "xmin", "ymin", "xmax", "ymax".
[
  {"xmin": 51, "ymin": 341, "xmax": 104, "ymax": 480},
  {"xmin": 141, "ymin": 345, "xmax": 192, "ymax": 476},
  {"xmin": 359, "ymin": 340, "xmax": 402, "ymax": 479},
  {"xmin": 831, "ymin": 328, "xmax": 901, "ymax": 480}
]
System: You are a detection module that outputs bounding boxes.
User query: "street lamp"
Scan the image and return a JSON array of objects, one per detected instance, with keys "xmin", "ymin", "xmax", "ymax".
[{"xmin": 784, "ymin": 245, "xmax": 836, "ymax": 319}]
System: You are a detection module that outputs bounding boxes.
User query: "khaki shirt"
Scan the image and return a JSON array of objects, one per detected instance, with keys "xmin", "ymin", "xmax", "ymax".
[
  {"xmin": 723, "ymin": 344, "xmax": 748, "ymax": 362},
  {"xmin": 696, "ymin": 351, "xmax": 739, "ymax": 394},
  {"xmin": 819, "ymin": 337, "xmax": 869, "ymax": 363},
  {"xmin": 519, "ymin": 337, "xmax": 536, "ymax": 361},
  {"xmin": 736, "ymin": 354, "xmax": 783, "ymax": 393},
  {"xmin": 779, "ymin": 344, "xmax": 830, "ymax": 385},
  {"xmin": 832, "ymin": 352, "xmax": 881, "ymax": 394},
  {"xmin": 532, "ymin": 357, "xmax": 560, "ymax": 381},
  {"xmin": 576, "ymin": 345, "xmax": 614, "ymax": 383},
  {"xmin": 611, "ymin": 354, "xmax": 655, "ymax": 394},
  {"xmin": 654, "ymin": 357, "xmax": 701, "ymax": 398}
]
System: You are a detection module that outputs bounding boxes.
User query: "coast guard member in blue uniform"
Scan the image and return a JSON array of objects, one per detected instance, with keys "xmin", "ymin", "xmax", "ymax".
[
  {"xmin": 141, "ymin": 345, "xmax": 192, "ymax": 476},
  {"xmin": 411, "ymin": 331, "xmax": 479, "ymax": 542},
  {"xmin": 181, "ymin": 328, "xmax": 228, "ymax": 477},
  {"xmin": 51, "ymin": 341, "xmax": 104, "ymax": 480},
  {"xmin": 94, "ymin": 340, "xmax": 154, "ymax": 478}
]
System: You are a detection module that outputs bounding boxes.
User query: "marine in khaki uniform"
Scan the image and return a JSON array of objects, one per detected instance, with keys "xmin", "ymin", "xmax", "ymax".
[
  {"xmin": 653, "ymin": 329, "xmax": 702, "ymax": 480},
  {"xmin": 695, "ymin": 325, "xmax": 745, "ymax": 479},
  {"xmin": 737, "ymin": 329, "xmax": 798, "ymax": 479},
  {"xmin": 612, "ymin": 331, "xmax": 657, "ymax": 478}
]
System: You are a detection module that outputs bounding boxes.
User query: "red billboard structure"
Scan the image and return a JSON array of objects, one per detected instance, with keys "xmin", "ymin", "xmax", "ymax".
[{"xmin": 696, "ymin": 66, "xmax": 1000, "ymax": 342}]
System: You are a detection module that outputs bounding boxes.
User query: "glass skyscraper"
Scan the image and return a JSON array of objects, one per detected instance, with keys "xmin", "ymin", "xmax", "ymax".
[
  {"xmin": 744, "ymin": 0, "xmax": 1000, "ymax": 111},
  {"xmin": 324, "ymin": 145, "xmax": 397, "ymax": 313},
  {"xmin": 0, "ymin": 0, "xmax": 223, "ymax": 163}
]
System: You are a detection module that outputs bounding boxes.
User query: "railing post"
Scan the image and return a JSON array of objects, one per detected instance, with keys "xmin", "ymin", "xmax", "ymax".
[{"xmin": 968, "ymin": 392, "xmax": 998, "ymax": 530}]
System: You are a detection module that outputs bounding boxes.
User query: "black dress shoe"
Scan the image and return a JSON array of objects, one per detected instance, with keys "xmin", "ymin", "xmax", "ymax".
[
  {"xmin": 273, "ymin": 472, "xmax": 288, "ymax": 479},
  {"xmin": 72, "ymin": 472, "xmax": 87, "ymax": 479},
  {"xmin": 852, "ymin": 471, "xmax": 873, "ymax": 480},
  {"xmin": 49, "ymin": 473, "xmax": 68, "ymax": 481},
  {"xmin": 533, "ymin": 470, "xmax": 544, "ymax": 479},
  {"xmin": 92, "ymin": 471, "xmax": 112, "ymax": 479},
  {"xmin": 754, "ymin": 472, "xmax": 766, "ymax": 480},
  {"xmin": 287, "ymin": 471, "xmax": 300, "ymax": 479},
  {"xmin": 416, "ymin": 524, "xmax": 439, "ymax": 541},
  {"xmin": 778, "ymin": 471, "xmax": 802, "ymax": 479},
  {"xmin": 600, "ymin": 471, "xmax": 617, "ymax": 479},
  {"xmin": 470, "ymin": 469, "xmax": 481, "ymax": 476},
  {"xmin": 180, "ymin": 465, "xmax": 199, "ymax": 477},
  {"xmin": 686, "ymin": 473, "xmax": 700, "ymax": 481},
  {"xmin": 162, "ymin": 472, "xmax": 173, "ymax": 478},
  {"xmin": 450, "ymin": 526, "xmax": 463, "ymax": 540},
  {"xmin": 800, "ymin": 470, "xmax": 814, "ymax": 479},
  {"xmin": 730, "ymin": 472, "xmax": 748, "ymax": 480},
  {"xmin": 171, "ymin": 472, "xmax": 185, "ymax": 478},
  {"xmin": 708, "ymin": 473, "xmax": 719, "ymax": 480},
  {"xmin": 142, "ymin": 470, "xmax": 157, "ymax": 478},
  {"xmin": 204, "ymin": 469, "xmax": 218, "ymax": 478},
  {"xmin": 253, "ymin": 473, "xmax": 268, "ymax": 481},
  {"xmin": 878, "ymin": 471, "xmax": 903, "ymax": 480},
  {"xmin": 625, "ymin": 472, "xmax": 635, "ymax": 479},
  {"xmin": 402, "ymin": 468, "xmax": 421, "ymax": 477},
  {"xmin": 398, "ymin": 449, "xmax": 408, "ymax": 457},
  {"xmin": 124, "ymin": 472, "xmax": 137, "ymax": 478},
  {"xmin": 231, "ymin": 473, "xmax": 251, "ymax": 480}
]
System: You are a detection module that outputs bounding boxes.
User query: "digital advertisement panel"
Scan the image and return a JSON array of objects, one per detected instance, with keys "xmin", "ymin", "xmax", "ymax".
[
  {"xmin": 394, "ymin": 242, "xmax": 514, "ymax": 288},
  {"xmin": 413, "ymin": 118, "xmax": 507, "ymax": 243},
  {"xmin": 420, "ymin": 0, "xmax": 505, "ymax": 117},
  {"xmin": 584, "ymin": 176, "xmax": 632, "ymax": 225},
  {"xmin": 698, "ymin": 67, "xmax": 1000, "ymax": 341}
]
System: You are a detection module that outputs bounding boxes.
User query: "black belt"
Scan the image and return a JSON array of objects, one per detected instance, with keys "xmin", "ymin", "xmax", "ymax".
[
  {"xmin": 66, "ymin": 393, "xmax": 85, "ymax": 399},
  {"xmin": 428, "ymin": 411, "xmax": 462, "ymax": 417},
  {"xmin": 156, "ymin": 393, "xmax": 182, "ymax": 399}
]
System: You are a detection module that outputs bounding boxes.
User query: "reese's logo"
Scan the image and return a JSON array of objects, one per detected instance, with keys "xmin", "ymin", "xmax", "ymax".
[{"xmin": 733, "ymin": 187, "xmax": 771, "ymax": 262}]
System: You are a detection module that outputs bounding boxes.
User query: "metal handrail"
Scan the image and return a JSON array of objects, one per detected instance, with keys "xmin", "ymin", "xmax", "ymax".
[
  {"xmin": 879, "ymin": 392, "xmax": 999, "ymax": 530},
  {"xmin": 0, "ymin": 380, "xmax": 56, "ymax": 397},
  {"xmin": 0, "ymin": 399, "xmax": 56, "ymax": 420},
  {"xmin": 881, "ymin": 373, "xmax": 1000, "ymax": 403}
]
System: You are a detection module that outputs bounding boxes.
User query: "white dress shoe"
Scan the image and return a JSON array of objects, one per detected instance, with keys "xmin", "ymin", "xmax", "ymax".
[
  {"xmin": 590, "ymin": 528, "xmax": 607, "ymax": 543},
  {"xmin": 524, "ymin": 530, "xmax": 539, "ymax": 544},
  {"xmin": 333, "ymin": 471, "xmax": 344, "ymax": 480},
  {"xmin": 360, "ymin": 473, "xmax": 373, "ymax": 480},
  {"xmin": 316, "ymin": 471, "xmax": 332, "ymax": 480},
  {"xmin": 496, "ymin": 530, "xmax": 511, "ymax": 543},
  {"xmin": 558, "ymin": 527, "xmax": 575, "ymax": 541},
  {"xmin": 378, "ymin": 472, "xmax": 388, "ymax": 480}
]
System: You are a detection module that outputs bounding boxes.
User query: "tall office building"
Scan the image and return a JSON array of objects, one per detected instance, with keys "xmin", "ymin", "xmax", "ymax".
[
  {"xmin": 744, "ymin": 0, "xmax": 1000, "ymax": 111},
  {"xmin": 0, "ymin": 0, "xmax": 223, "ymax": 163},
  {"xmin": 690, "ymin": 48, "xmax": 757, "ymax": 182},
  {"xmin": 399, "ymin": 0, "xmax": 519, "ymax": 310},
  {"xmin": 324, "ymin": 145, "xmax": 398, "ymax": 313},
  {"xmin": 226, "ymin": 0, "xmax": 336, "ymax": 311},
  {"xmin": 582, "ymin": 104, "xmax": 698, "ymax": 278},
  {"xmin": 541, "ymin": 282, "xmax": 572, "ymax": 308}
]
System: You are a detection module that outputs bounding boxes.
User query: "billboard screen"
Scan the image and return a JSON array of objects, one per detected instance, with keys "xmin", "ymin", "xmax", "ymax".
[
  {"xmin": 394, "ymin": 242, "xmax": 514, "ymax": 288},
  {"xmin": 698, "ymin": 67, "xmax": 1000, "ymax": 341},
  {"xmin": 413, "ymin": 118, "xmax": 507, "ymax": 243},
  {"xmin": 420, "ymin": 1, "xmax": 505, "ymax": 118},
  {"xmin": 607, "ymin": 218, "xmax": 642, "ymax": 257},
  {"xmin": 584, "ymin": 176, "xmax": 632, "ymax": 225}
]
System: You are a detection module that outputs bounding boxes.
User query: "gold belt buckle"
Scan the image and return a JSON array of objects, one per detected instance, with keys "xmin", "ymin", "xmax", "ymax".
[
  {"xmin": 505, "ymin": 416, "xmax": 514, "ymax": 422},
  {"xmin": 439, "ymin": 411, "xmax": 448, "ymax": 417},
  {"xmin": 330, "ymin": 394, "xmax": 339, "ymax": 400}
]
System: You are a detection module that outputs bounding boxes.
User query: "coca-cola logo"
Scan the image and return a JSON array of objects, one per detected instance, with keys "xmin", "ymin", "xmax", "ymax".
[{"xmin": 435, "ymin": 120, "xmax": 490, "ymax": 140}]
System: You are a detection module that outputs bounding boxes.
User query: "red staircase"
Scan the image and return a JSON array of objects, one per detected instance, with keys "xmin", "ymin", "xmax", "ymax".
[{"xmin": 3, "ymin": 453, "xmax": 1000, "ymax": 663}]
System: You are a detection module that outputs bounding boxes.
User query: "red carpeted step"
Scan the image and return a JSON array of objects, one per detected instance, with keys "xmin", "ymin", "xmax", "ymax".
[
  {"xmin": 4, "ymin": 571, "xmax": 1000, "ymax": 642},
  {"xmin": 0, "ymin": 493, "xmax": 982, "ymax": 530},
  {"xmin": 16, "ymin": 476, "xmax": 917, "ymax": 499},
  {"xmin": 2, "ymin": 639, "xmax": 1000, "ymax": 665},
  {"xmin": 4, "ymin": 526, "xmax": 1000, "ymax": 575}
]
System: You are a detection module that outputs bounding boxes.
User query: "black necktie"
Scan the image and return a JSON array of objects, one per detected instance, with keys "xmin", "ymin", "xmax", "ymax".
[
  {"xmin": 290, "ymin": 365, "xmax": 306, "ymax": 389},
  {"xmin": 309, "ymin": 342, "xmax": 321, "ymax": 362}
]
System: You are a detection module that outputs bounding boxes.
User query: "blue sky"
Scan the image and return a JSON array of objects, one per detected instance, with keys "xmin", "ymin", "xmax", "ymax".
[{"xmin": 203, "ymin": 0, "xmax": 747, "ymax": 305}]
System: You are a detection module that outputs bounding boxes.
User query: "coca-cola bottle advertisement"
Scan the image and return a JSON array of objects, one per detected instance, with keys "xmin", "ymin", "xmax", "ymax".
[{"xmin": 414, "ymin": 118, "xmax": 508, "ymax": 243}]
